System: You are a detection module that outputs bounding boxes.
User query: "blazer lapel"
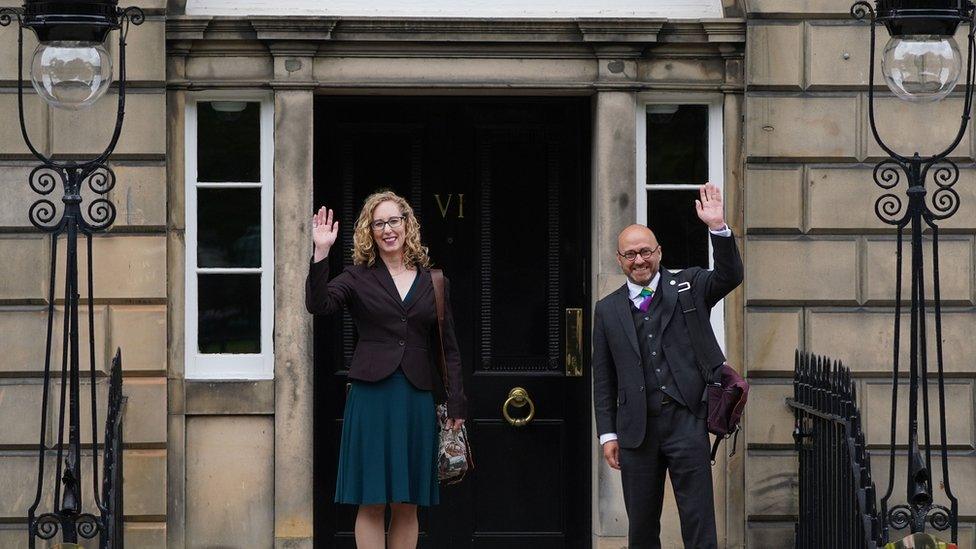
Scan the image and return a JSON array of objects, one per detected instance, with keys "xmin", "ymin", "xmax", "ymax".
[
  {"xmin": 612, "ymin": 285, "xmax": 641, "ymax": 359},
  {"xmin": 371, "ymin": 261, "xmax": 406, "ymax": 311},
  {"xmin": 404, "ymin": 268, "xmax": 432, "ymax": 312},
  {"xmin": 658, "ymin": 269, "xmax": 680, "ymax": 334}
]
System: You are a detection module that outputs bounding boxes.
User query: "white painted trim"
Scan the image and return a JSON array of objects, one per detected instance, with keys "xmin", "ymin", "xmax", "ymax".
[
  {"xmin": 185, "ymin": 0, "xmax": 724, "ymax": 18},
  {"xmin": 636, "ymin": 93, "xmax": 727, "ymax": 353},
  {"xmin": 185, "ymin": 92, "xmax": 276, "ymax": 381}
]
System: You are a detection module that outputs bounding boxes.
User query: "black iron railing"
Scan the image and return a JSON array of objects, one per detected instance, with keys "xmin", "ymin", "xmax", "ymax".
[
  {"xmin": 788, "ymin": 352, "xmax": 884, "ymax": 549},
  {"xmin": 100, "ymin": 349, "xmax": 126, "ymax": 549}
]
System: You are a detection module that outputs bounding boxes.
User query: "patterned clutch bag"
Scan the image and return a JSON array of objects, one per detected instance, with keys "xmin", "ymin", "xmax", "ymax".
[{"xmin": 435, "ymin": 402, "xmax": 473, "ymax": 484}]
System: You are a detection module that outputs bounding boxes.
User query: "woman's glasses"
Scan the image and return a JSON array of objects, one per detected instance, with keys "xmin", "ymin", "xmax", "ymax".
[{"xmin": 371, "ymin": 215, "xmax": 406, "ymax": 231}]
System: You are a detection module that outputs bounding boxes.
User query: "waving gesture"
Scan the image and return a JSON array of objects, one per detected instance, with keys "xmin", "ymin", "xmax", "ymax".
[
  {"xmin": 312, "ymin": 206, "xmax": 339, "ymax": 262},
  {"xmin": 695, "ymin": 182, "xmax": 726, "ymax": 231}
]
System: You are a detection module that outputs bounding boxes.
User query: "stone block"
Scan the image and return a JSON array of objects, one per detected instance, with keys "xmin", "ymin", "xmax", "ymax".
[
  {"xmin": 0, "ymin": 27, "xmax": 38, "ymax": 81},
  {"xmin": 49, "ymin": 305, "xmax": 108, "ymax": 375},
  {"xmin": 745, "ymin": 451, "xmax": 798, "ymax": 516},
  {"xmin": 746, "ymin": 95, "xmax": 859, "ymax": 160},
  {"xmin": 108, "ymin": 305, "xmax": 167, "ymax": 372},
  {"xmin": 0, "ymin": 307, "xmax": 47, "ymax": 373},
  {"xmin": 745, "ymin": 382, "xmax": 794, "ymax": 445},
  {"xmin": 52, "ymin": 92, "xmax": 165, "ymax": 156},
  {"xmin": 185, "ymin": 416, "xmax": 274, "ymax": 548},
  {"xmin": 55, "ymin": 235, "xmax": 167, "ymax": 300},
  {"xmin": 807, "ymin": 309, "xmax": 976, "ymax": 374},
  {"xmin": 745, "ymin": 308, "xmax": 801, "ymax": 373},
  {"xmin": 806, "ymin": 23, "xmax": 871, "ymax": 89},
  {"xmin": 861, "ymin": 379, "xmax": 973, "ymax": 449},
  {"xmin": 868, "ymin": 96, "xmax": 973, "ymax": 160},
  {"xmin": 0, "ymin": 93, "xmax": 47, "ymax": 157},
  {"xmin": 186, "ymin": 55, "xmax": 275, "ymax": 82},
  {"xmin": 747, "ymin": 23, "xmax": 803, "ymax": 88},
  {"xmin": 747, "ymin": 0, "xmax": 864, "ymax": 14},
  {"xmin": 124, "ymin": 449, "xmax": 166, "ymax": 516},
  {"xmin": 870, "ymin": 452, "xmax": 976, "ymax": 515},
  {"xmin": 746, "ymin": 522, "xmax": 795, "ymax": 548},
  {"xmin": 125, "ymin": 522, "xmax": 166, "ymax": 548},
  {"xmin": 109, "ymin": 163, "xmax": 167, "ymax": 227},
  {"xmin": 122, "ymin": 377, "xmax": 167, "ymax": 443},
  {"xmin": 0, "ymin": 235, "xmax": 49, "ymax": 300},
  {"xmin": 745, "ymin": 239, "xmax": 859, "ymax": 304},
  {"xmin": 640, "ymin": 57, "xmax": 725, "ymax": 84},
  {"xmin": 805, "ymin": 167, "xmax": 976, "ymax": 232},
  {"xmin": 864, "ymin": 237, "xmax": 972, "ymax": 305},
  {"xmin": 109, "ymin": 18, "xmax": 166, "ymax": 82},
  {"xmin": 0, "ymin": 380, "xmax": 50, "ymax": 446},
  {"xmin": 0, "ymin": 453, "xmax": 53, "ymax": 519},
  {"xmin": 0, "ymin": 164, "xmax": 39, "ymax": 228},
  {"xmin": 745, "ymin": 166, "xmax": 803, "ymax": 231}
]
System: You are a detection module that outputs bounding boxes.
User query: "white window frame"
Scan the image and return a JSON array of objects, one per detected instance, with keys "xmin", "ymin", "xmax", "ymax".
[
  {"xmin": 184, "ymin": 91, "xmax": 275, "ymax": 380},
  {"xmin": 636, "ymin": 94, "xmax": 727, "ymax": 352}
]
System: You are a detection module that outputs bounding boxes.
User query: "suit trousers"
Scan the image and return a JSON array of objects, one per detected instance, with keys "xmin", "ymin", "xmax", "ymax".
[{"xmin": 618, "ymin": 401, "xmax": 717, "ymax": 549}]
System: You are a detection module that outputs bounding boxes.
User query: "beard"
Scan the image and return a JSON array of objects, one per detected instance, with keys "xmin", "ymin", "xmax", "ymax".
[{"xmin": 627, "ymin": 265, "xmax": 656, "ymax": 286}]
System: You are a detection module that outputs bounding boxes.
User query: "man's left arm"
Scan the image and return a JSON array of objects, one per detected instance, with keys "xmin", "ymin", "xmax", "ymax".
[{"xmin": 694, "ymin": 183, "xmax": 744, "ymax": 307}]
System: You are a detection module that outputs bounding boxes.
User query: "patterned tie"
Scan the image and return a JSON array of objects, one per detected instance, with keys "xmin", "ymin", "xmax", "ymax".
[{"xmin": 638, "ymin": 287, "xmax": 654, "ymax": 312}]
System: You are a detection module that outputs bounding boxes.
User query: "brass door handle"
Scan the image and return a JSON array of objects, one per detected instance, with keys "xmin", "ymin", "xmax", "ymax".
[{"xmin": 502, "ymin": 387, "xmax": 536, "ymax": 427}]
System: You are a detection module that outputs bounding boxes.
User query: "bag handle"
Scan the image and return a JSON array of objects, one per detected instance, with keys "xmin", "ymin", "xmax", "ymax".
[
  {"xmin": 675, "ymin": 280, "xmax": 717, "ymax": 385},
  {"xmin": 430, "ymin": 269, "xmax": 450, "ymax": 393}
]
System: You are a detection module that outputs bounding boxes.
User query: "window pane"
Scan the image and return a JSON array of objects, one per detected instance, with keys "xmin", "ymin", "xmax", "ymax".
[
  {"xmin": 198, "ymin": 274, "xmax": 261, "ymax": 354},
  {"xmin": 646, "ymin": 104, "xmax": 708, "ymax": 185},
  {"xmin": 197, "ymin": 188, "xmax": 261, "ymax": 268},
  {"xmin": 647, "ymin": 189, "xmax": 709, "ymax": 270},
  {"xmin": 197, "ymin": 101, "xmax": 261, "ymax": 182}
]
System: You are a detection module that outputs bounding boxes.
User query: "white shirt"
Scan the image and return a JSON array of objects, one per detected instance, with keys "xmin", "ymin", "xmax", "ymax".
[{"xmin": 599, "ymin": 225, "xmax": 732, "ymax": 447}]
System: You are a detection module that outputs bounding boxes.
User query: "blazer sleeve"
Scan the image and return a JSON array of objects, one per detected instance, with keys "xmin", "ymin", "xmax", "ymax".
[
  {"xmin": 441, "ymin": 276, "xmax": 468, "ymax": 419},
  {"xmin": 305, "ymin": 257, "xmax": 355, "ymax": 315},
  {"xmin": 698, "ymin": 231, "xmax": 744, "ymax": 309},
  {"xmin": 591, "ymin": 302, "xmax": 617, "ymax": 439}
]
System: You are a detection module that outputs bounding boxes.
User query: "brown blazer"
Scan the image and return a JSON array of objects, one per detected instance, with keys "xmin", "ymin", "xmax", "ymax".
[{"xmin": 305, "ymin": 257, "xmax": 467, "ymax": 418}]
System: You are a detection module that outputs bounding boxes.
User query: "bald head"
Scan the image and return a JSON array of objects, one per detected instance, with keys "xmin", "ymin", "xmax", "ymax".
[{"xmin": 616, "ymin": 224, "xmax": 662, "ymax": 286}]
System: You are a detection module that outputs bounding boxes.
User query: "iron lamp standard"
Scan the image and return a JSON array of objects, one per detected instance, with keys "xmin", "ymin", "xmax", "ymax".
[
  {"xmin": 0, "ymin": 1, "xmax": 143, "ymax": 547},
  {"xmin": 851, "ymin": 0, "xmax": 975, "ymax": 543}
]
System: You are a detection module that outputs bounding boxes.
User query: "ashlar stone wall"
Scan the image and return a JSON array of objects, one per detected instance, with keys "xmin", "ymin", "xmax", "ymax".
[
  {"xmin": 744, "ymin": 1, "xmax": 976, "ymax": 546},
  {"xmin": 0, "ymin": 1, "xmax": 168, "ymax": 546}
]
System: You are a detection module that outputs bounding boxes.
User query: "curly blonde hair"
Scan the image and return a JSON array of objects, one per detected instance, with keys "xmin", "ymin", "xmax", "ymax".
[{"xmin": 352, "ymin": 190, "xmax": 431, "ymax": 269}]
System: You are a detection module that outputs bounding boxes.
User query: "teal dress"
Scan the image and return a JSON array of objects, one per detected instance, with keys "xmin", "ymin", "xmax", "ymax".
[{"xmin": 334, "ymin": 273, "xmax": 439, "ymax": 506}]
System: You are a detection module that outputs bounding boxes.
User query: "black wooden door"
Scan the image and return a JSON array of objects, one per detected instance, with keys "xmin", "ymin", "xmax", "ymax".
[{"xmin": 312, "ymin": 98, "xmax": 591, "ymax": 549}]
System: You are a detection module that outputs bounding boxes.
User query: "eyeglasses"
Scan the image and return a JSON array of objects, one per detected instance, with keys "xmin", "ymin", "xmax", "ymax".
[
  {"xmin": 617, "ymin": 246, "xmax": 660, "ymax": 262},
  {"xmin": 371, "ymin": 215, "xmax": 406, "ymax": 231}
]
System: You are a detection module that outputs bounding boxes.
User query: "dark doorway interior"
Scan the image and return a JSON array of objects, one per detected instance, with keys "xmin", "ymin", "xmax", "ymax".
[{"xmin": 312, "ymin": 97, "xmax": 592, "ymax": 548}]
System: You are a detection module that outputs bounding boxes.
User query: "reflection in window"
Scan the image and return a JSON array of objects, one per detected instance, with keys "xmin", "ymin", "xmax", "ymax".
[
  {"xmin": 647, "ymin": 189, "xmax": 709, "ymax": 270},
  {"xmin": 197, "ymin": 101, "xmax": 261, "ymax": 182}
]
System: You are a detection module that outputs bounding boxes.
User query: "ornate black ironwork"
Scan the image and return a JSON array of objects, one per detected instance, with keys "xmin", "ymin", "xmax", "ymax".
[
  {"xmin": 0, "ymin": 3, "xmax": 142, "ymax": 547},
  {"xmin": 846, "ymin": 0, "xmax": 973, "ymax": 543},
  {"xmin": 788, "ymin": 353, "xmax": 884, "ymax": 549}
]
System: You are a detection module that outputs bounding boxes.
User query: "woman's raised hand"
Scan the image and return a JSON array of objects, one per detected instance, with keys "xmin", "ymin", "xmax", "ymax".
[{"xmin": 312, "ymin": 206, "xmax": 339, "ymax": 261}]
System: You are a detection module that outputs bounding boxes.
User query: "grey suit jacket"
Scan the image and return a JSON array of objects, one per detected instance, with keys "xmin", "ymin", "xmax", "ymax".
[{"xmin": 592, "ymin": 232, "xmax": 743, "ymax": 449}]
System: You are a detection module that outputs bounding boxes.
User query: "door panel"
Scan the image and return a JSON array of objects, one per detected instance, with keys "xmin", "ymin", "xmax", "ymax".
[{"xmin": 313, "ymin": 98, "xmax": 591, "ymax": 548}]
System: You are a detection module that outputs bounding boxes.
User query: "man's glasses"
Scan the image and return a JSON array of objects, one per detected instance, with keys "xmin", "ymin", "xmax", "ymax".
[
  {"xmin": 617, "ymin": 246, "xmax": 660, "ymax": 262},
  {"xmin": 371, "ymin": 215, "xmax": 406, "ymax": 231}
]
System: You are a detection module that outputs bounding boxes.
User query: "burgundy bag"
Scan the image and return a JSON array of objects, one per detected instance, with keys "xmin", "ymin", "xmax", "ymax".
[{"xmin": 676, "ymin": 281, "xmax": 749, "ymax": 464}]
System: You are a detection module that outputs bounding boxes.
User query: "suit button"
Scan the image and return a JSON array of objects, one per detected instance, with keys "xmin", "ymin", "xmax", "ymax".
[
  {"xmin": 400, "ymin": 316, "xmax": 407, "ymax": 322},
  {"xmin": 398, "ymin": 340, "xmax": 405, "ymax": 346},
  {"xmin": 651, "ymin": 351, "xmax": 657, "ymax": 357},
  {"xmin": 660, "ymin": 386, "xmax": 666, "ymax": 390},
  {"xmin": 639, "ymin": 386, "xmax": 645, "ymax": 392},
  {"xmin": 655, "ymin": 368, "xmax": 661, "ymax": 373},
  {"xmin": 644, "ymin": 317, "xmax": 650, "ymax": 321}
]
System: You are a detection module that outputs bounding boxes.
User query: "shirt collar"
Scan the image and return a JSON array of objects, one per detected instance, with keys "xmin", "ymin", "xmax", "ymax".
[{"xmin": 626, "ymin": 271, "xmax": 660, "ymax": 300}]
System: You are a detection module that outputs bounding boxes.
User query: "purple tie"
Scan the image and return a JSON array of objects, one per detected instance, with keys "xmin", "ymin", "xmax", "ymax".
[{"xmin": 638, "ymin": 287, "xmax": 654, "ymax": 312}]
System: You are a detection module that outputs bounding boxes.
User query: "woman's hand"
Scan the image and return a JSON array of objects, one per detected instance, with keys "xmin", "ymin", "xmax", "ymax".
[
  {"xmin": 312, "ymin": 206, "xmax": 339, "ymax": 262},
  {"xmin": 445, "ymin": 418, "xmax": 465, "ymax": 431}
]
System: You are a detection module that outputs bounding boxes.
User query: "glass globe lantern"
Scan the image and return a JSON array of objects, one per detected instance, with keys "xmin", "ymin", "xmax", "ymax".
[
  {"xmin": 881, "ymin": 34, "xmax": 961, "ymax": 102},
  {"xmin": 874, "ymin": 0, "xmax": 972, "ymax": 102},
  {"xmin": 30, "ymin": 40, "xmax": 112, "ymax": 110}
]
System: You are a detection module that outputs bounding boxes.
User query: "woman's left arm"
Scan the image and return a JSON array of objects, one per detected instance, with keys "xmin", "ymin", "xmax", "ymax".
[{"xmin": 441, "ymin": 276, "xmax": 468, "ymax": 422}]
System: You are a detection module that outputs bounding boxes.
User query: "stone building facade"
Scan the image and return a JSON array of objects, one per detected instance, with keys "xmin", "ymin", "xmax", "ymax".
[{"xmin": 0, "ymin": 0, "xmax": 972, "ymax": 547}]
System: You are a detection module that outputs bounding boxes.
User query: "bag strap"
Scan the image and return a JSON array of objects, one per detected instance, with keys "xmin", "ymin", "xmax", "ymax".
[
  {"xmin": 675, "ymin": 280, "xmax": 716, "ymax": 385},
  {"xmin": 430, "ymin": 269, "xmax": 450, "ymax": 392}
]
